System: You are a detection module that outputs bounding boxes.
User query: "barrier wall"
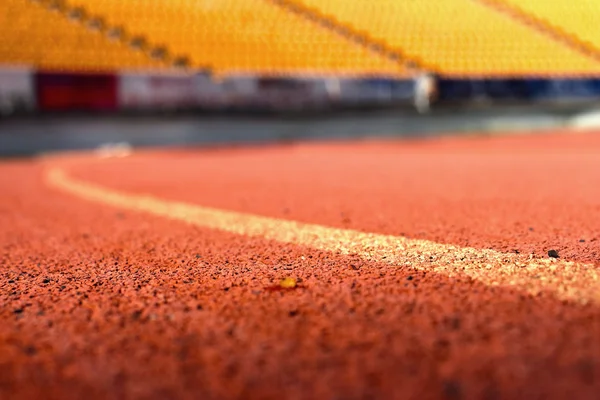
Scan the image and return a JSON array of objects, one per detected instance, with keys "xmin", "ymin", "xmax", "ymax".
[{"xmin": 1, "ymin": 66, "xmax": 600, "ymax": 114}]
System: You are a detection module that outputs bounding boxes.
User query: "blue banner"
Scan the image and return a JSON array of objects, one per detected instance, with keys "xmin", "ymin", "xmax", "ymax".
[{"xmin": 438, "ymin": 78, "xmax": 600, "ymax": 101}]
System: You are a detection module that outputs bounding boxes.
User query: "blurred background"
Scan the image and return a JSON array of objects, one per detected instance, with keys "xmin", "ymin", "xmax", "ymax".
[{"xmin": 1, "ymin": 0, "xmax": 600, "ymax": 156}]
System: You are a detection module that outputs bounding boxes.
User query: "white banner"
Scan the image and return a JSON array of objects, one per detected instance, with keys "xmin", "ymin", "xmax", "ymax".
[
  {"xmin": 0, "ymin": 67, "xmax": 35, "ymax": 114},
  {"xmin": 220, "ymin": 76, "xmax": 259, "ymax": 107},
  {"xmin": 253, "ymin": 77, "xmax": 331, "ymax": 110},
  {"xmin": 117, "ymin": 71, "xmax": 225, "ymax": 110}
]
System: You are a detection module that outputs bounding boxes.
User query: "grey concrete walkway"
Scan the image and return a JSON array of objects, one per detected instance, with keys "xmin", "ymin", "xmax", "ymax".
[{"xmin": 1, "ymin": 104, "xmax": 599, "ymax": 157}]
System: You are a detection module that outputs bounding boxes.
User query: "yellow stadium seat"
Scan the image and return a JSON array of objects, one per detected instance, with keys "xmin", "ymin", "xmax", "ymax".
[
  {"xmin": 0, "ymin": 0, "xmax": 166, "ymax": 72},
  {"xmin": 497, "ymin": 0, "xmax": 600, "ymax": 51},
  {"xmin": 3, "ymin": 0, "xmax": 599, "ymax": 77},
  {"xmin": 294, "ymin": 0, "xmax": 600, "ymax": 76},
  {"xmin": 60, "ymin": 0, "xmax": 408, "ymax": 76}
]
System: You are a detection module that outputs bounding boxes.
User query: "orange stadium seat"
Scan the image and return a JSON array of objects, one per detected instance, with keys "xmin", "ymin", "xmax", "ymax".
[
  {"xmin": 294, "ymin": 0, "xmax": 600, "ymax": 76},
  {"xmin": 0, "ymin": 0, "xmax": 166, "ymax": 72},
  {"xmin": 33, "ymin": 0, "xmax": 408, "ymax": 76}
]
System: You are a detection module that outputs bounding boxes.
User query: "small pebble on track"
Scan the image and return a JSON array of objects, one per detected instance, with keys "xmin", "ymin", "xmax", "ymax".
[{"xmin": 279, "ymin": 277, "xmax": 297, "ymax": 289}]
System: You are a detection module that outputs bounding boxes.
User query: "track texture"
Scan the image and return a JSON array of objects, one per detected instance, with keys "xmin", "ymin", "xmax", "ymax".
[{"xmin": 2, "ymin": 130, "xmax": 600, "ymax": 399}]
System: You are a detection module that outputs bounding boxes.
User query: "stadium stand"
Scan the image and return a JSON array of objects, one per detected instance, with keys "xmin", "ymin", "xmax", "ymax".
[
  {"xmin": 4, "ymin": 0, "xmax": 600, "ymax": 77},
  {"xmin": 0, "ymin": 0, "xmax": 166, "ymax": 72},
  {"xmin": 1, "ymin": 0, "xmax": 600, "ymax": 114},
  {"xmin": 293, "ymin": 0, "xmax": 600, "ymax": 76},
  {"xmin": 54, "ymin": 0, "xmax": 408, "ymax": 76},
  {"xmin": 488, "ymin": 0, "xmax": 600, "ymax": 56}
]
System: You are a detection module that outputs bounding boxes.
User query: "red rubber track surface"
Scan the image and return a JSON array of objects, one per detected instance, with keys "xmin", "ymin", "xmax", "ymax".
[
  {"xmin": 1, "ymin": 130, "xmax": 600, "ymax": 399},
  {"xmin": 71, "ymin": 131, "xmax": 600, "ymax": 263}
]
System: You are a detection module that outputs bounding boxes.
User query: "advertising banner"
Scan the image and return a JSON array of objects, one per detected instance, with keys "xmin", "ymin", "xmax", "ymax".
[
  {"xmin": 438, "ymin": 78, "xmax": 600, "ymax": 102},
  {"xmin": 253, "ymin": 77, "xmax": 331, "ymax": 110},
  {"xmin": 118, "ymin": 72, "xmax": 199, "ymax": 110},
  {"xmin": 339, "ymin": 77, "xmax": 414, "ymax": 105},
  {"xmin": 36, "ymin": 72, "xmax": 118, "ymax": 111},
  {"xmin": 0, "ymin": 67, "xmax": 36, "ymax": 114}
]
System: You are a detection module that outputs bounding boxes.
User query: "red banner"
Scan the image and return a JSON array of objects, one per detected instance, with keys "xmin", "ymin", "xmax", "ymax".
[{"xmin": 36, "ymin": 72, "xmax": 117, "ymax": 111}]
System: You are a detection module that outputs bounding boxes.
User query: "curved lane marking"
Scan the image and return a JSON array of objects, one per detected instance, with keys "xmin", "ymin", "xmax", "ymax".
[{"xmin": 45, "ymin": 166, "xmax": 600, "ymax": 305}]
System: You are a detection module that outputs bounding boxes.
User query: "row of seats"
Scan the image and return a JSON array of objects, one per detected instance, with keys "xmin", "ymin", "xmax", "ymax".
[
  {"xmin": 63, "ymin": 0, "xmax": 407, "ymax": 75},
  {"xmin": 1, "ymin": 0, "xmax": 408, "ymax": 76},
  {"xmin": 295, "ymin": 0, "xmax": 600, "ymax": 76},
  {"xmin": 1, "ymin": 0, "xmax": 599, "ymax": 76},
  {"xmin": 0, "ymin": 0, "xmax": 166, "ymax": 72},
  {"xmin": 498, "ymin": 0, "xmax": 600, "ymax": 52}
]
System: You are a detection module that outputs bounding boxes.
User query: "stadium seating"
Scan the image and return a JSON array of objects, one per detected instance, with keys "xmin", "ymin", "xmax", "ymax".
[
  {"xmin": 0, "ymin": 0, "xmax": 165, "ymax": 72},
  {"xmin": 496, "ymin": 0, "xmax": 600, "ymax": 50},
  {"xmin": 2, "ymin": 0, "xmax": 600, "ymax": 76},
  {"xmin": 294, "ymin": 0, "xmax": 600, "ymax": 76},
  {"xmin": 36, "ymin": 0, "xmax": 408, "ymax": 76}
]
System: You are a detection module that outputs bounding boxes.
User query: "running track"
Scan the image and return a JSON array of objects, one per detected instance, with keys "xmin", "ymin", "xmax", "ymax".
[{"xmin": 2, "ymin": 129, "xmax": 600, "ymax": 399}]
